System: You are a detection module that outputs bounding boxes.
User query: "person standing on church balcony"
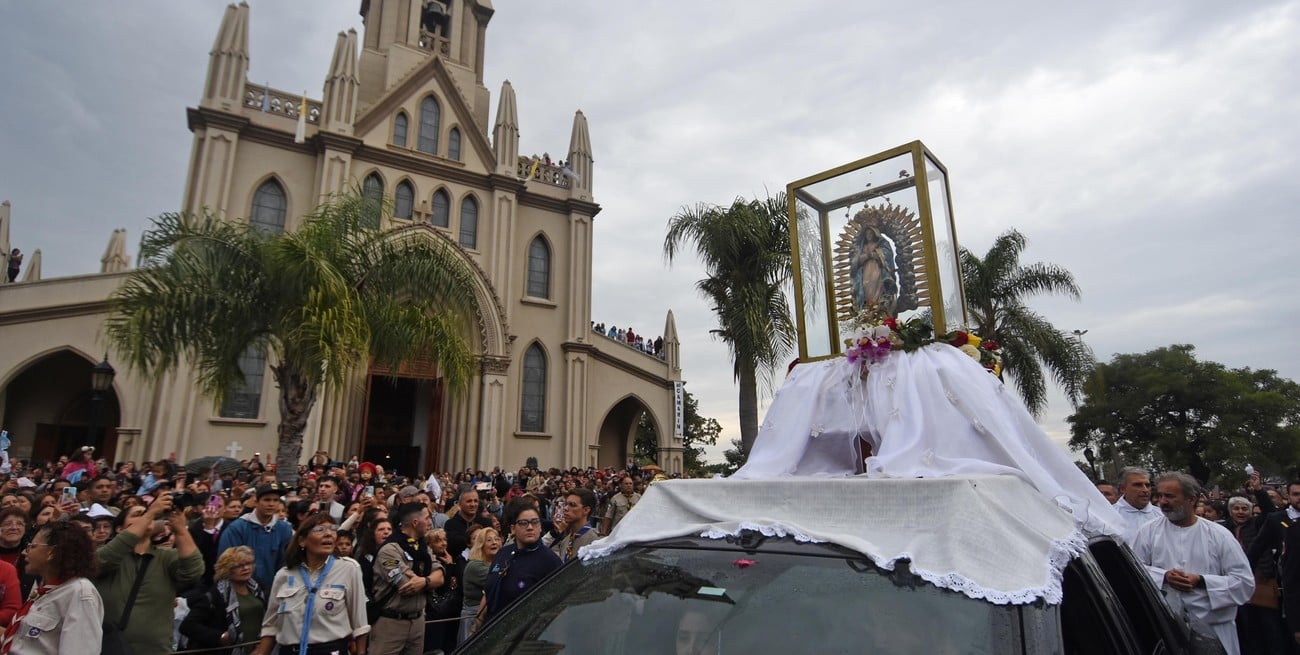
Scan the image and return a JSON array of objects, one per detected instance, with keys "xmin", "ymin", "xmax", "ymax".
[
  {"xmin": 1133, "ymin": 472, "xmax": 1254, "ymax": 655},
  {"xmin": 6, "ymin": 249, "xmax": 20, "ymax": 283}
]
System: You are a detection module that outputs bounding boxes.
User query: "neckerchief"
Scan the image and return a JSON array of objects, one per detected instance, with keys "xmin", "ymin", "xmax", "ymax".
[
  {"xmin": 295, "ymin": 556, "xmax": 335, "ymax": 655},
  {"xmin": 563, "ymin": 526, "xmax": 592, "ymax": 562},
  {"xmin": 384, "ymin": 533, "xmax": 433, "ymax": 577},
  {"xmin": 1, "ymin": 584, "xmax": 54, "ymax": 654}
]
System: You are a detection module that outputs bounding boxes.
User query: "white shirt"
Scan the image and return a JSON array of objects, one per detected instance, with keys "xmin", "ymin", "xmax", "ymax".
[
  {"xmin": 1132, "ymin": 516, "xmax": 1254, "ymax": 655},
  {"xmin": 1114, "ymin": 497, "xmax": 1161, "ymax": 543},
  {"xmin": 10, "ymin": 578, "xmax": 103, "ymax": 655}
]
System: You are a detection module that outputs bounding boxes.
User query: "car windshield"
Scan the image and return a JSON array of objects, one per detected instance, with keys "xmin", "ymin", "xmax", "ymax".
[{"xmin": 462, "ymin": 542, "xmax": 1025, "ymax": 654}]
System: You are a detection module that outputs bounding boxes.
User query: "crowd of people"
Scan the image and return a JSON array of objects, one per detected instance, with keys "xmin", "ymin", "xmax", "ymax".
[
  {"xmin": 0, "ymin": 446, "xmax": 661, "ymax": 654},
  {"xmin": 591, "ymin": 322, "xmax": 665, "ymax": 358},
  {"xmin": 1098, "ymin": 466, "xmax": 1300, "ymax": 655}
]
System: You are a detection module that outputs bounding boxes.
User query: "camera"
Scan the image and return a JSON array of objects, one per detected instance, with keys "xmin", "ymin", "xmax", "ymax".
[{"xmin": 171, "ymin": 491, "xmax": 210, "ymax": 509}]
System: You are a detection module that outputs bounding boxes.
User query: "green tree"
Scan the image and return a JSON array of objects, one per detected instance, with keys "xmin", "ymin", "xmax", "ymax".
[
  {"xmin": 106, "ymin": 191, "xmax": 480, "ymax": 482},
  {"xmin": 1067, "ymin": 345, "xmax": 1300, "ymax": 485},
  {"xmin": 961, "ymin": 229, "xmax": 1092, "ymax": 415},
  {"xmin": 633, "ymin": 390, "xmax": 723, "ymax": 474},
  {"xmin": 664, "ymin": 194, "xmax": 794, "ymax": 455},
  {"xmin": 702, "ymin": 439, "xmax": 748, "ymax": 477}
]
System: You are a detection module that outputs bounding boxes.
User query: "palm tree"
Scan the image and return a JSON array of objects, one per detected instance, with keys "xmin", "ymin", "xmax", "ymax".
[
  {"xmin": 664, "ymin": 194, "xmax": 794, "ymax": 455},
  {"xmin": 960, "ymin": 229, "xmax": 1093, "ymax": 416},
  {"xmin": 106, "ymin": 190, "xmax": 480, "ymax": 482}
]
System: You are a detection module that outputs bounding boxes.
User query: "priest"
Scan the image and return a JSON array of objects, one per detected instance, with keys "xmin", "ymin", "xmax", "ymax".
[{"xmin": 1131, "ymin": 472, "xmax": 1254, "ymax": 655}]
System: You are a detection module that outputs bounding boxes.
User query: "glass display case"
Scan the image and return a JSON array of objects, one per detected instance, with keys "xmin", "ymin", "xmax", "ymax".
[{"xmin": 787, "ymin": 141, "xmax": 966, "ymax": 360}]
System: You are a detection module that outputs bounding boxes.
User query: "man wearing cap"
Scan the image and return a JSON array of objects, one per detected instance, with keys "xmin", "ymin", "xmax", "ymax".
[
  {"xmin": 370, "ymin": 502, "xmax": 443, "ymax": 655},
  {"xmin": 218, "ymin": 482, "xmax": 293, "ymax": 589}
]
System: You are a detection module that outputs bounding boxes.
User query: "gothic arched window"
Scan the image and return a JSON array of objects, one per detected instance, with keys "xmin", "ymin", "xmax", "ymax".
[
  {"xmin": 520, "ymin": 343, "xmax": 546, "ymax": 432},
  {"xmin": 459, "ymin": 196, "xmax": 478, "ymax": 248},
  {"xmin": 219, "ymin": 345, "xmax": 266, "ymax": 419},
  {"xmin": 250, "ymin": 179, "xmax": 286, "ymax": 234},
  {"xmin": 526, "ymin": 236, "xmax": 550, "ymax": 298},
  {"xmin": 418, "ymin": 96, "xmax": 440, "ymax": 154},
  {"xmin": 448, "ymin": 127, "xmax": 462, "ymax": 161},
  {"xmin": 430, "ymin": 189, "xmax": 450, "ymax": 228},
  {"xmin": 362, "ymin": 173, "xmax": 384, "ymax": 229},
  {"xmin": 393, "ymin": 113, "xmax": 408, "ymax": 147},
  {"xmin": 394, "ymin": 181, "xmax": 415, "ymax": 220}
]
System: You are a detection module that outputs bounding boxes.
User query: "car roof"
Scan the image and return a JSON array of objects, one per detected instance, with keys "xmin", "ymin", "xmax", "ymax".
[{"xmin": 583, "ymin": 474, "xmax": 1091, "ymax": 605}]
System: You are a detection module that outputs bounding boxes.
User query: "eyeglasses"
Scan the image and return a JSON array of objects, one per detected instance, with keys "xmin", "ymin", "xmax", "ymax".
[
  {"xmin": 309, "ymin": 525, "xmax": 339, "ymax": 535},
  {"xmin": 24, "ymin": 542, "xmax": 52, "ymax": 551},
  {"xmin": 513, "ymin": 518, "xmax": 542, "ymax": 528}
]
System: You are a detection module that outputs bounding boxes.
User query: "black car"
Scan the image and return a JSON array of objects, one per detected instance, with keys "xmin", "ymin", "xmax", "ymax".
[{"xmin": 456, "ymin": 530, "xmax": 1226, "ymax": 654}]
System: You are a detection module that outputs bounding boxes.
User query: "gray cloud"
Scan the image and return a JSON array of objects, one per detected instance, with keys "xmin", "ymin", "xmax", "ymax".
[{"xmin": 3, "ymin": 0, "xmax": 1296, "ymax": 465}]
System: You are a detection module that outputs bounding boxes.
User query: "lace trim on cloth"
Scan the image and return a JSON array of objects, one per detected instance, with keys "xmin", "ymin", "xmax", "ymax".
[{"xmin": 579, "ymin": 477, "xmax": 1096, "ymax": 605}]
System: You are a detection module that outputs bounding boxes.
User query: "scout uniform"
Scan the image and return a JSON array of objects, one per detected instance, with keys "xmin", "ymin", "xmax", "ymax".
[
  {"xmin": 262, "ymin": 555, "xmax": 369, "ymax": 653},
  {"xmin": 368, "ymin": 537, "xmax": 442, "ymax": 655},
  {"xmin": 5, "ymin": 578, "xmax": 103, "ymax": 653}
]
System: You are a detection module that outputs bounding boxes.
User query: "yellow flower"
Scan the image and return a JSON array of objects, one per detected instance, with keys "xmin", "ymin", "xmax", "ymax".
[
  {"xmin": 959, "ymin": 344, "xmax": 981, "ymax": 361},
  {"xmin": 967, "ymin": 335, "xmax": 982, "ymax": 348}
]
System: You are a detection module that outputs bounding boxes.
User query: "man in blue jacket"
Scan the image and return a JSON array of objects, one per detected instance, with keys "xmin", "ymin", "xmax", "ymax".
[{"xmin": 217, "ymin": 482, "xmax": 292, "ymax": 589}]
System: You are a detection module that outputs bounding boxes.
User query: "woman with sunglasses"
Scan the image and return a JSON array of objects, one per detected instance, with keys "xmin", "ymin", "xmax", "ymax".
[
  {"xmin": 478, "ymin": 498, "xmax": 561, "ymax": 625},
  {"xmin": 250, "ymin": 515, "xmax": 368, "ymax": 655},
  {"xmin": 3, "ymin": 521, "xmax": 104, "ymax": 653}
]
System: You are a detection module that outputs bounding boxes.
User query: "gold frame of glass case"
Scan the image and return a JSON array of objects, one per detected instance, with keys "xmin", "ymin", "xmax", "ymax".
[{"xmin": 786, "ymin": 140, "xmax": 967, "ymax": 362}]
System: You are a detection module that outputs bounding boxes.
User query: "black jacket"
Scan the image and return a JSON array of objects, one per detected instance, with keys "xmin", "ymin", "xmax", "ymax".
[{"xmin": 1247, "ymin": 508, "xmax": 1300, "ymax": 591}]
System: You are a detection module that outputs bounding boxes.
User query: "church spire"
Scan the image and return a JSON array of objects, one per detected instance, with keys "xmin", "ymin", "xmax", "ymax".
[
  {"xmin": 202, "ymin": 2, "xmax": 250, "ymax": 111},
  {"xmin": 567, "ymin": 110, "xmax": 593, "ymax": 199},
  {"xmin": 321, "ymin": 29, "xmax": 360, "ymax": 134},
  {"xmin": 492, "ymin": 80, "xmax": 518, "ymax": 175},
  {"xmin": 663, "ymin": 309, "xmax": 681, "ymax": 376},
  {"xmin": 101, "ymin": 229, "xmax": 131, "ymax": 274}
]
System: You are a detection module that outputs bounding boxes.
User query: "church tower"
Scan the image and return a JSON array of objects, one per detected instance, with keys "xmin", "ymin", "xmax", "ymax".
[{"xmin": 357, "ymin": 0, "xmax": 493, "ymax": 130}]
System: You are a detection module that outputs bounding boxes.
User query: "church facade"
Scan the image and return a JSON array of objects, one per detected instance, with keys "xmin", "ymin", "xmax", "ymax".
[{"xmin": 0, "ymin": 0, "xmax": 685, "ymax": 475}]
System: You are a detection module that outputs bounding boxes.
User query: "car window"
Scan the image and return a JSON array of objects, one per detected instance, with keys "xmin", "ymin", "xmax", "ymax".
[
  {"xmin": 1061, "ymin": 555, "xmax": 1139, "ymax": 655},
  {"xmin": 462, "ymin": 545, "xmax": 1023, "ymax": 654},
  {"xmin": 1087, "ymin": 539, "xmax": 1181, "ymax": 654}
]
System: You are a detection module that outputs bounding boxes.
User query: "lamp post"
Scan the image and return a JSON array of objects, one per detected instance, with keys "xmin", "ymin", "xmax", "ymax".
[
  {"xmin": 87, "ymin": 354, "xmax": 116, "ymax": 447},
  {"xmin": 1083, "ymin": 447, "xmax": 1098, "ymax": 480}
]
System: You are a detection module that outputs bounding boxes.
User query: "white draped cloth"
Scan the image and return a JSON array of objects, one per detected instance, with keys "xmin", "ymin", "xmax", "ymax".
[
  {"xmin": 1131, "ymin": 517, "xmax": 1255, "ymax": 655},
  {"xmin": 580, "ymin": 475, "xmax": 1089, "ymax": 605},
  {"xmin": 733, "ymin": 344, "xmax": 1122, "ymax": 539}
]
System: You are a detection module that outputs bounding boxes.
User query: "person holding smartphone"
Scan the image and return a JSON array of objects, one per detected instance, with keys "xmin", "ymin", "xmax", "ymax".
[{"xmin": 189, "ymin": 494, "xmax": 244, "ymax": 587}]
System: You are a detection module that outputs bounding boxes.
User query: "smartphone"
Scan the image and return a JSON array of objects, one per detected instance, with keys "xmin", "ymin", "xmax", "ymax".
[
  {"xmin": 207, "ymin": 494, "xmax": 224, "ymax": 511},
  {"xmin": 62, "ymin": 487, "xmax": 77, "ymax": 504},
  {"xmin": 363, "ymin": 485, "xmax": 375, "ymax": 498}
]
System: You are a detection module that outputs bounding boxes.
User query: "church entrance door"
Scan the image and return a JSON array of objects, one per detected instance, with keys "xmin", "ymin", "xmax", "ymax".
[
  {"xmin": 360, "ymin": 362, "xmax": 444, "ymax": 478},
  {"xmin": 0, "ymin": 350, "xmax": 121, "ymax": 463}
]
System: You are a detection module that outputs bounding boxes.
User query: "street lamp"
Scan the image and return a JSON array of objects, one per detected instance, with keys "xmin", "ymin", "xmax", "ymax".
[
  {"xmin": 1083, "ymin": 447, "xmax": 1098, "ymax": 480},
  {"xmin": 87, "ymin": 354, "xmax": 116, "ymax": 446}
]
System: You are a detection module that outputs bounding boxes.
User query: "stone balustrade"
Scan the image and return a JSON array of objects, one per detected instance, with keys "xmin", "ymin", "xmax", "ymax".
[
  {"xmin": 516, "ymin": 156, "xmax": 572, "ymax": 189},
  {"xmin": 243, "ymin": 83, "xmax": 322, "ymax": 124}
]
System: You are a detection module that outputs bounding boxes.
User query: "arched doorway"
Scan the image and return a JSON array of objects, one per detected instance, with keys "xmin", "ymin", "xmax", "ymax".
[
  {"xmin": 0, "ymin": 350, "xmax": 121, "ymax": 464},
  {"xmin": 596, "ymin": 396, "xmax": 658, "ymax": 469}
]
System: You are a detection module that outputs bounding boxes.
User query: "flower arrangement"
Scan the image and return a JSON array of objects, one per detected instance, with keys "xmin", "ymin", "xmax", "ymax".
[{"xmin": 844, "ymin": 305, "xmax": 1003, "ymax": 378}]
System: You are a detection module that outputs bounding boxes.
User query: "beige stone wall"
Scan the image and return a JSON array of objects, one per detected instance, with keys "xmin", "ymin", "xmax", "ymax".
[{"xmin": 0, "ymin": 0, "xmax": 683, "ymax": 475}]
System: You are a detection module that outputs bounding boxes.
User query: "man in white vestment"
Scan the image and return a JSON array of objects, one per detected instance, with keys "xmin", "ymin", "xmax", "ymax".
[
  {"xmin": 1132, "ymin": 472, "xmax": 1254, "ymax": 655},
  {"xmin": 1115, "ymin": 466, "xmax": 1161, "ymax": 543}
]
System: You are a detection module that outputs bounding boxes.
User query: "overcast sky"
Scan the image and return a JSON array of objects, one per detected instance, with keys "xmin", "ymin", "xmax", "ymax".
[{"xmin": 3, "ymin": 1, "xmax": 1298, "ymax": 465}]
